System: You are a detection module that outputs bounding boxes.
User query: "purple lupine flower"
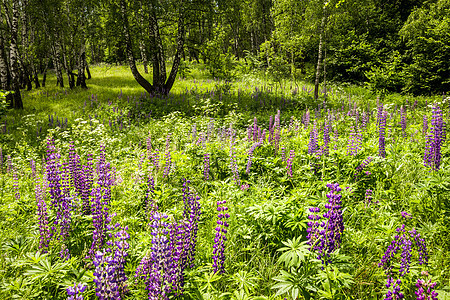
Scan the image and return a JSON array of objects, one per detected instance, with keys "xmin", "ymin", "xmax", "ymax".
[
  {"xmin": 354, "ymin": 156, "xmax": 373, "ymax": 180},
  {"xmin": 424, "ymin": 104, "xmax": 444, "ymax": 171},
  {"xmin": 168, "ymin": 220, "xmax": 190, "ymax": 296},
  {"xmin": 400, "ymin": 105, "xmax": 407, "ymax": 137},
  {"xmin": 306, "ymin": 207, "xmax": 325, "ymax": 259},
  {"xmin": 163, "ymin": 151, "xmax": 172, "ymax": 178},
  {"xmin": 97, "ymin": 146, "xmax": 113, "ymax": 206},
  {"xmin": 204, "ymin": 153, "xmax": 210, "ymax": 180},
  {"xmin": 323, "ymin": 119, "xmax": 331, "ymax": 156},
  {"xmin": 67, "ymin": 283, "xmax": 87, "ymax": 300},
  {"xmin": 281, "ymin": 147, "xmax": 286, "ymax": 162},
  {"xmin": 323, "ymin": 183, "xmax": 344, "ymax": 255},
  {"xmin": 308, "ymin": 122, "xmax": 318, "ymax": 155},
  {"xmin": 93, "ymin": 251, "xmax": 120, "ymax": 300},
  {"xmin": 81, "ymin": 154, "xmax": 94, "ymax": 215},
  {"xmin": 145, "ymin": 174, "xmax": 157, "ymax": 219},
  {"xmin": 136, "ymin": 212, "xmax": 170, "ymax": 299},
  {"xmin": 415, "ymin": 272, "xmax": 439, "ymax": 300},
  {"xmin": 247, "ymin": 126, "xmax": 252, "ymax": 142},
  {"xmin": 423, "ymin": 115, "xmax": 428, "ymax": 136},
  {"xmin": 401, "ymin": 211, "xmax": 412, "ymax": 219},
  {"xmin": 30, "ymin": 159, "xmax": 36, "ymax": 178},
  {"xmin": 182, "ymin": 180, "xmax": 201, "ymax": 267},
  {"xmin": 60, "ymin": 163, "xmax": 72, "ymax": 252},
  {"xmin": 151, "ymin": 149, "xmax": 160, "ymax": 171},
  {"xmin": 89, "ymin": 187, "xmax": 112, "ymax": 259},
  {"xmin": 347, "ymin": 124, "xmax": 362, "ymax": 156},
  {"xmin": 333, "ymin": 127, "xmax": 339, "ymax": 151},
  {"xmin": 385, "ymin": 277, "xmax": 404, "ymax": 300},
  {"xmin": 68, "ymin": 143, "xmax": 82, "ymax": 196},
  {"xmin": 240, "ymin": 184, "xmax": 249, "ymax": 191},
  {"xmin": 106, "ymin": 223, "xmax": 130, "ymax": 296},
  {"xmin": 6, "ymin": 155, "xmax": 12, "ymax": 173},
  {"xmin": 146, "ymin": 135, "xmax": 152, "ymax": 160},
  {"xmin": 252, "ymin": 117, "xmax": 258, "ymax": 142},
  {"xmin": 304, "ymin": 110, "xmax": 310, "ymax": 129},
  {"xmin": 0, "ymin": 147, "xmax": 3, "ymax": 172},
  {"xmin": 213, "ymin": 200, "xmax": 230, "ymax": 274},
  {"xmin": 13, "ymin": 167, "xmax": 20, "ymax": 201},
  {"xmin": 286, "ymin": 150, "xmax": 295, "ymax": 177},
  {"xmin": 36, "ymin": 182, "xmax": 50, "ymax": 253},
  {"xmin": 229, "ymin": 148, "xmax": 240, "ymax": 186},
  {"xmin": 379, "ymin": 110, "xmax": 387, "ymax": 158},
  {"xmin": 379, "ymin": 221, "xmax": 428, "ymax": 299},
  {"xmin": 246, "ymin": 142, "xmax": 262, "ymax": 174},
  {"xmin": 307, "ymin": 183, "xmax": 344, "ymax": 264}
]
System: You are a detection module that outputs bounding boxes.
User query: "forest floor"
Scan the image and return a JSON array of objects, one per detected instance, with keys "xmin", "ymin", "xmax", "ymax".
[{"xmin": 0, "ymin": 64, "xmax": 449, "ymax": 300}]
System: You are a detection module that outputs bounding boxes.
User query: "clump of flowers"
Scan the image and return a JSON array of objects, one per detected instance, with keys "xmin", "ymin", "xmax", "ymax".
[
  {"xmin": 307, "ymin": 183, "xmax": 344, "ymax": 265},
  {"xmin": 424, "ymin": 104, "xmax": 444, "ymax": 171},
  {"xmin": 246, "ymin": 142, "xmax": 262, "ymax": 174},
  {"xmin": 354, "ymin": 156, "xmax": 373, "ymax": 180},
  {"xmin": 66, "ymin": 283, "xmax": 87, "ymax": 300},
  {"xmin": 213, "ymin": 200, "xmax": 230, "ymax": 273},
  {"xmin": 415, "ymin": 271, "xmax": 438, "ymax": 300},
  {"xmin": 308, "ymin": 122, "xmax": 318, "ymax": 155},
  {"xmin": 286, "ymin": 150, "xmax": 295, "ymax": 177},
  {"xmin": 379, "ymin": 110, "xmax": 387, "ymax": 158},
  {"xmin": 347, "ymin": 124, "xmax": 362, "ymax": 156},
  {"xmin": 379, "ymin": 213, "xmax": 430, "ymax": 300}
]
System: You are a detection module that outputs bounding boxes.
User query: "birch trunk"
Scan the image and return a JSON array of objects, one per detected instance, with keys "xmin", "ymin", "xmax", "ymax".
[{"xmin": 9, "ymin": 1, "xmax": 23, "ymax": 109}]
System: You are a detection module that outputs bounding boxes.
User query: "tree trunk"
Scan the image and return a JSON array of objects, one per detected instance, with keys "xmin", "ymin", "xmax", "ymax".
[
  {"xmin": 120, "ymin": 0, "xmax": 184, "ymax": 96},
  {"xmin": 120, "ymin": 0, "xmax": 154, "ymax": 94},
  {"xmin": 138, "ymin": 2, "xmax": 148, "ymax": 74},
  {"xmin": 52, "ymin": 40, "xmax": 64, "ymax": 87},
  {"xmin": 76, "ymin": 33, "xmax": 87, "ymax": 89},
  {"xmin": 41, "ymin": 58, "xmax": 48, "ymax": 87},
  {"xmin": 314, "ymin": 15, "xmax": 325, "ymax": 101},
  {"xmin": 8, "ymin": 1, "xmax": 23, "ymax": 109},
  {"xmin": 85, "ymin": 59, "xmax": 91, "ymax": 79},
  {"xmin": 164, "ymin": 4, "xmax": 185, "ymax": 93},
  {"xmin": 63, "ymin": 46, "xmax": 75, "ymax": 89},
  {"xmin": 0, "ymin": 6, "xmax": 10, "ymax": 91}
]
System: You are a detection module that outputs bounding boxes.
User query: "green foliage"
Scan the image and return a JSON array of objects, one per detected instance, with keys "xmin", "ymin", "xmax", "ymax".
[{"xmin": 399, "ymin": 0, "xmax": 450, "ymax": 95}]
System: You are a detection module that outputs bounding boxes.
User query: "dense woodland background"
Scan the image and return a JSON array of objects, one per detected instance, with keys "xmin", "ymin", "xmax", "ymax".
[{"xmin": 0, "ymin": 0, "xmax": 449, "ymax": 110}]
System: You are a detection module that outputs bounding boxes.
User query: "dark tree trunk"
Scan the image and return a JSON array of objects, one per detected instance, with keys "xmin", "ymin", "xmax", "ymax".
[
  {"xmin": 85, "ymin": 59, "xmax": 91, "ymax": 79},
  {"xmin": 164, "ymin": 7, "xmax": 185, "ymax": 93},
  {"xmin": 76, "ymin": 34, "xmax": 87, "ymax": 89},
  {"xmin": 138, "ymin": 2, "xmax": 148, "ymax": 74},
  {"xmin": 0, "ymin": 6, "xmax": 10, "ymax": 90},
  {"xmin": 120, "ymin": 0, "xmax": 185, "ymax": 96},
  {"xmin": 52, "ymin": 41, "xmax": 64, "ymax": 87},
  {"xmin": 63, "ymin": 48, "xmax": 75, "ymax": 89},
  {"xmin": 42, "ymin": 58, "xmax": 48, "ymax": 87},
  {"xmin": 9, "ymin": 1, "xmax": 23, "ymax": 109},
  {"xmin": 120, "ymin": 0, "xmax": 154, "ymax": 94}
]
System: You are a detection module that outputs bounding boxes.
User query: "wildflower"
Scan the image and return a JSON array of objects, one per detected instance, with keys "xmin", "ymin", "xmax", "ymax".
[
  {"xmin": 379, "ymin": 110, "xmax": 387, "ymax": 158},
  {"xmin": 286, "ymin": 150, "xmax": 295, "ymax": 177},
  {"xmin": 424, "ymin": 104, "xmax": 444, "ymax": 171},
  {"xmin": 213, "ymin": 200, "xmax": 230, "ymax": 273},
  {"xmin": 66, "ymin": 283, "xmax": 87, "ymax": 300},
  {"xmin": 308, "ymin": 122, "xmax": 318, "ymax": 155},
  {"xmin": 246, "ymin": 142, "xmax": 262, "ymax": 174}
]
